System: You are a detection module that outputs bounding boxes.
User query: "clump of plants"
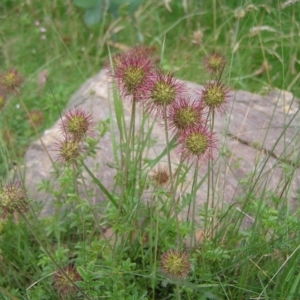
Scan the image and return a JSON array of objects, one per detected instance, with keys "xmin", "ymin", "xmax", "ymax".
[{"xmin": 1, "ymin": 45, "xmax": 300, "ymax": 300}]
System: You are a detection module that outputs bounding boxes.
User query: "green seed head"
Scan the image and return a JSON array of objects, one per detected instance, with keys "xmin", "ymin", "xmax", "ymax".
[
  {"xmin": 174, "ymin": 106, "xmax": 198, "ymax": 130},
  {"xmin": 186, "ymin": 132, "xmax": 208, "ymax": 156},
  {"xmin": 0, "ymin": 69, "xmax": 23, "ymax": 94},
  {"xmin": 62, "ymin": 108, "xmax": 93, "ymax": 141},
  {"xmin": 0, "ymin": 182, "xmax": 28, "ymax": 214},
  {"xmin": 201, "ymin": 81, "xmax": 230, "ymax": 114},
  {"xmin": 151, "ymin": 80, "xmax": 176, "ymax": 106},
  {"xmin": 123, "ymin": 66, "xmax": 146, "ymax": 94},
  {"xmin": 161, "ymin": 250, "xmax": 191, "ymax": 279},
  {"xmin": 204, "ymin": 85, "xmax": 224, "ymax": 107},
  {"xmin": 68, "ymin": 115, "xmax": 87, "ymax": 136},
  {"xmin": 59, "ymin": 140, "xmax": 81, "ymax": 163},
  {"xmin": 204, "ymin": 53, "xmax": 226, "ymax": 74}
]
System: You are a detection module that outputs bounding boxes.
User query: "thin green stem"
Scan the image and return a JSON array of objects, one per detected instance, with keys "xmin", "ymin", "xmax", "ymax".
[
  {"xmin": 163, "ymin": 105, "xmax": 174, "ymax": 192},
  {"xmin": 124, "ymin": 99, "xmax": 136, "ymax": 188},
  {"xmin": 210, "ymin": 110, "xmax": 216, "ymax": 237},
  {"xmin": 176, "ymin": 283, "xmax": 181, "ymax": 300},
  {"xmin": 190, "ymin": 163, "xmax": 199, "ymax": 249},
  {"xmin": 213, "ymin": 0, "xmax": 217, "ymax": 49}
]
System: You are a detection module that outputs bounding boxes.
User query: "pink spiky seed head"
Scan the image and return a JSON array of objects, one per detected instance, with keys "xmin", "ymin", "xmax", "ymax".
[
  {"xmin": 0, "ymin": 181, "xmax": 28, "ymax": 215},
  {"xmin": 161, "ymin": 249, "xmax": 191, "ymax": 279},
  {"xmin": 127, "ymin": 45, "xmax": 155, "ymax": 58},
  {"xmin": 53, "ymin": 265, "xmax": 82, "ymax": 299},
  {"xmin": 55, "ymin": 137, "xmax": 83, "ymax": 165},
  {"xmin": 204, "ymin": 53, "xmax": 226, "ymax": 74},
  {"xmin": 114, "ymin": 50, "xmax": 153, "ymax": 99},
  {"xmin": 168, "ymin": 96, "xmax": 204, "ymax": 133},
  {"xmin": 150, "ymin": 165, "xmax": 170, "ymax": 187},
  {"xmin": 143, "ymin": 70, "xmax": 186, "ymax": 116},
  {"xmin": 178, "ymin": 125, "xmax": 217, "ymax": 164},
  {"xmin": 200, "ymin": 81, "xmax": 230, "ymax": 115},
  {"xmin": 0, "ymin": 69, "xmax": 23, "ymax": 95},
  {"xmin": 28, "ymin": 110, "xmax": 44, "ymax": 127},
  {"xmin": 106, "ymin": 46, "xmax": 153, "ymax": 71},
  {"xmin": 60, "ymin": 108, "xmax": 94, "ymax": 141}
]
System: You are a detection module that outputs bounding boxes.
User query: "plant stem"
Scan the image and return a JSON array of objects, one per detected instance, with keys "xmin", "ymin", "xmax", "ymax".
[
  {"xmin": 163, "ymin": 105, "xmax": 174, "ymax": 192},
  {"xmin": 176, "ymin": 283, "xmax": 181, "ymax": 300},
  {"xmin": 190, "ymin": 163, "xmax": 199, "ymax": 249},
  {"xmin": 210, "ymin": 110, "xmax": 216, "ymax": 237}
]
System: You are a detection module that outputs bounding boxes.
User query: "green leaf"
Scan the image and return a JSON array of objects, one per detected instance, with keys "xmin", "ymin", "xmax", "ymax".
[
  {"xmin": 73, "ymin": 0, "xmax": 102, "ymax": 9},
  {"xmin": 84, "ymin": 5, "xmax": 102, "ymax": 25},
  {"xmin": 146, "ymin": 136, "xmax": 178, "ymax": 169},
  {"xmin": 128, "ymin": 0, "xmax": 143, "ymax": 14},
  {"xmin": 82, "ymin": 161, "xmax": 119, "ymax": 209},
  {"xmin": 109, "ymin": 0, "xmax": 143, "ymax": 17},
  {"xmin": 77, "ymin": 266, "xmax": 88, "ymax": 281}
]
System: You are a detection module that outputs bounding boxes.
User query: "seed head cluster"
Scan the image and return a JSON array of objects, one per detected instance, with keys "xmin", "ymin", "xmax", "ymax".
[
  {"xmin": 107, "ymin": 48, "xmax": 232, "ymax": 166},
  {"xmin": 178, "ymin": 125, "xmax": 217, "ymax": 163},
  {"xmin": 200, "ymin": 81, "xmax": 230, "ymax": 115},
  {"xmin": 0, "ymin": 182, "xmax": 28, "ymax": 216},
  {"xmin": 112, "ymin": 47, "xmax": 154, "ymax": 100},
  {"xmin": 0, "ymin": 69, "xmax": 23, "ymax": 111},
  {"xmin": 204, "ymin": 53, "xmax": 226, "ymax": 75},
  {"xmin": 61, "ymin": 108, "xmax": 93, "ymax": 141},
  {"xmin": 28, "ymin": 110, "xmax": 44, "ymax": 127},
  {"xmin": 0, "ymin": 69, "xmax": 23, "ymax": 95},
  {"xmin": 151, "ymin": 165, "xmax": 170, "ymax": 187},
  {"xmin": 167, "ymin": 96, "xmax": 204, "ymax": 133},
  {"xmin": 53, "ymin": 265, "xmax": 82, "ymax": 299},
  {"xmin": 161, "ymin": 249, "xmax": 191, "ymax": 279},
  {"xmin": 56, "ymin": 108, "xmax": 94, "ymax": 165},
  {"xmin": 143, "ymin": 70, "xmax": 185, "ymax": 116}
]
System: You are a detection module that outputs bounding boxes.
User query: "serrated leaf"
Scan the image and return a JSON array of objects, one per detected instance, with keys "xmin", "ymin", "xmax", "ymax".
[
  {"xmin": 73, "ymin": 0, "xmax": 102, "ymax": 9},
  {"xmin": 84, "ymin": 5, "xmax": 102, "ymax": 25},
  {"xmin": 77, "ymin": 266, "xmax": 88, "ymax": 280}
]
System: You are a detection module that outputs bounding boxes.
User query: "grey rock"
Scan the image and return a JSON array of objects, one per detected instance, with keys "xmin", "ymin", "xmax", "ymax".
[{"xmin": 24, "ymin": 69, "xmax": 300, "ymax": 217}]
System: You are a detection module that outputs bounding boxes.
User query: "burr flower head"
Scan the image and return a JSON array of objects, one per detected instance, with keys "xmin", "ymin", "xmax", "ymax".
[
  {"xmin": 161, "ymin": 249, "xmax": 191, "ymax": 279},
  {"xmin": 53, "ymin": 265, "xmax": 82, "ymax": 299},
  {"xmin": 28, "ymin": 110, "xmax": 44, "ymax": 127},
  {"xmin": 150, "ymin": 165, "xmax": 170, "ymax": 187},
  {"xmin": 127, "ymin": 46, "xmax": 154, "ymax": 58},
  {"xmin": 55, "ymin": 137, "xmax": 83, "ymax": 164},
  {"xmin": 113, "ymin": 49, "xmax": 153, "ymax": 99},
  {"xmin": 0, "ymin": 69, "xmax": 23, "ymax": 94},
  {"xmin": 204, "ymin": 52, "xmax": 226, "ymax": 74},
  {"xmin": 167, "ymin": 96, "xmax": 204, "ymax": 133},
  {"xmin": 60, "ymin": 108, "xmax": 93, "ymax": 141},
  {"xmin": 178, "ymin": 125, "xmax": 217, "ymax": 163},
  {"xmin": 200, "ymin": 81, "xmax": 230, "ymax": 115},
  {"xmin": 143, "ymin": 70, "xmax": 186, "ymax": 116},
  {"xmin": 0, "ymin": 181, "xmax": 28, "ymax": 215}
]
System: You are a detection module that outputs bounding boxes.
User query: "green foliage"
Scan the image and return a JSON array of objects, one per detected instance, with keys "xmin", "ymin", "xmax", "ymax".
[{"xmin": 73, "ymin": 0, "xmax": 144, "ymax": 25}]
